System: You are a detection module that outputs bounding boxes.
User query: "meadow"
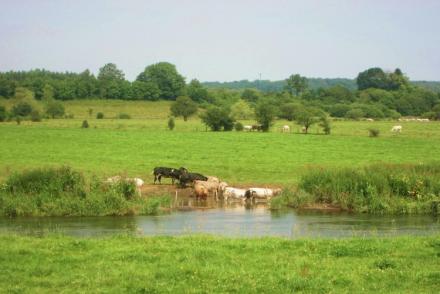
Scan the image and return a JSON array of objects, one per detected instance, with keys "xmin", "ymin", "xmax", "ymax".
[
  {"xmin": 1, "ymin": 234, "xmax": 439, "ymax": 293},
  {"xmin": 0, "ymin": 99, "xmax": 439, "ymax": 185}
]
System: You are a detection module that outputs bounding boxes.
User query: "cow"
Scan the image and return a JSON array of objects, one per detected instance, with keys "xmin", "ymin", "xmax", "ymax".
[
  {"xmin": 246, "ymin": 188, "xmax": 282, "ymax": 202},
  {"xmin": 223, "ymin": 187, "xmax": 247, "ymax": 202},
  {"xmin": 218, "ymin": 181, "xmax": 228, "ymax": 193},
  {"xmin": 281, "ymin": 125, "xmax": 290, "ymax": 133},
  {"xmin": 391, "ymin": 125, "xmax": 402, "ymax": 133},
  {"xmin": 251, "ymin": 124, "xmax": 263, "ymax": 131},
  {"xmin": 179, "ymin": 172, "xmax": 208, "ymax": 187},
  {"xmin": 243, "ymin": 125, "xmax": 252, "ymax": 131},
  {"xmin": 207, "ymin": 176, "xmax": 220, "ymax": 183},
  {"xmin": 365, "ymin": 118, "xmax": 374, "ymax": 122},
  {"xmin": 194, "ymin": 183, "xmax": 209, "ymax": 200},
  {"xmin": 194, "ymin": 180, "xmax": 220, "ymax": 200},
  {"xmin": 153, "ymin": 167, "xmax": 187, "ymax": 184}
]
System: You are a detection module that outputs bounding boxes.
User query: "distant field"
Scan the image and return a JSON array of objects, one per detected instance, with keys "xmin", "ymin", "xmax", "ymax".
[{"xmin": 1, "ymin": 107, "xmax": 439, "ymax": 184}]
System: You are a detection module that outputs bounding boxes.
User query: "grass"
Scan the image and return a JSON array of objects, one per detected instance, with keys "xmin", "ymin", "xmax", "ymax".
[
  {"xmin": 0, "ymin": 234, "xmax": 439, "ymax": 293},
  {"xmin": 0, "ymin": 167, "xmax": 171, "ymax": 217},
  {"xmin": 271, "ymin": 163, "xmax": 440, "ymax": 214}
]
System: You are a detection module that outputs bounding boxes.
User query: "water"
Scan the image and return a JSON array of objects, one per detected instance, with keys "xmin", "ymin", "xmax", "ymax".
[{"xmin": 1, "ymin": 204, "xmax": 439, "ymax": 238}]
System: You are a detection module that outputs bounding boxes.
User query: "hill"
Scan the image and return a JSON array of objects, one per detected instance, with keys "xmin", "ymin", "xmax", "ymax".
[{"xmin": 203, "ymin": 78, "xmax": 440, "ymax": 92}]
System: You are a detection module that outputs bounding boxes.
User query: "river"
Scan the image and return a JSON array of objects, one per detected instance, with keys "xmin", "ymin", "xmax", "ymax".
[{"xmin": 1, "ymin": 202, "xmax": 439, "ymax": 238}]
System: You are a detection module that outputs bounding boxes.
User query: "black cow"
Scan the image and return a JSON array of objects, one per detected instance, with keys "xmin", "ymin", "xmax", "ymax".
[
  {"xmin": 178, "ymin": 172, "xmax": 208, "ymax": 187},
  {"xmin": 251, "ymin": 124, "xmax": 263, "ymax": 131},
  {"xmin": 153, "ymin": 167, "xmax": 187, "ymax": 184}
]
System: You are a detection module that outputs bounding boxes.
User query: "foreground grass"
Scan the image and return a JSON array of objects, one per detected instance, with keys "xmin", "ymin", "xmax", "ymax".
[{"xmin": 0, "ymin": 235, "xmax": 439, "ymax": 293}]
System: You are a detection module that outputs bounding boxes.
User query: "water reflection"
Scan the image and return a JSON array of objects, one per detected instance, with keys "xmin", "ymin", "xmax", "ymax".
[{"xmin": 0, "ymin": 203, "xmax": 439, "ymax": 238}]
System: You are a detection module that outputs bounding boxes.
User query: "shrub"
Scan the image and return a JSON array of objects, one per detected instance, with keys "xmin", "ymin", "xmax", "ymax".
[
  {"xmin": 170, "ymin": 96, "xmax": 198, "ymax": 121},
  {"xmin": 96, "ymin": 112, "xmax": 104, "ymax": 119},
  {"xmin": 0, "ymin": 106, "xmax": 6, "ymax": 122},
  {"xmin": 82, "ymin": 120, "xmax": 89, "ymax": 128},
  {"xmin": 200, "ymin": 106, "xmax": 235, "ymax": 131},
  {"xmin": 12, "ymin": 102, "xmax": 33, "ymax": 117},
  {"xmin": 368, "ymin": 128, "xmax": 380, "ymax": 137},
  {"xmin": 168, "ymin": 116, "xmax": 175, "ymax": 130},
  {"xmin": 235, "ymin": 122, "xmax": 244, "ymax": 131},
  {"xmin": 111, "ymin": 179, "xmax": 137, "ymax": 200},
  {"xmin": 345, "ymin": 108, "xmax": 364, "ymax": 120},
  {"xmin": 30, "ymin": 110, "xmax": 42, "ymax": 122},
  {"xmin": 5, "ymin": 166, "xmax": 85, "ymax": 197},
  {"xmin": 46, "ymin": 101, "xmax": 65, "ymax": 118},
  {"xmin": 118, "ymin": 113, "xmax": 131, "ymax": 119},
  {"xmin": 319, "ymin": 116, "xmax": 331, "ymax": 135}
]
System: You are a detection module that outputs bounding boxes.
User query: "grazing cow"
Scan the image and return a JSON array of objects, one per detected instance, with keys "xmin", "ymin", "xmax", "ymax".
[
  {"xmin": 179, "ymin": 172, "xmax": 208, "ymax": 187},
  {"xmin": 251, "ymin": 124, "xmax": 263, "ymax": 131},
  {"xmin": 246, "ymin": 188, "xmax": 282, "ymax": 201},
  {"xmin": 281, "ymin": 125, "xmax": 290, "ymax": 133},
  {"xmin": 223, "ymin": 187, "xmax": 247, "ymax": 202},
  {"xmin": 391, "ymin": 125, "xmax": 402, "ymax": 133},
  {"xmin": 194, "ymin": 180, "xmax": 220, "ymax": 200},
  {"xmin": 301, "ymin": 126, "xmax": 307, "ymax": 133},
  {"xmin": 243, "ymin": 125, "xmax": 252, "ymax": 131},
  {"xmin": 366, "ymin": 118, "xmax": 374, "ymax": 122},
  {"xmin": 153, "ymin": 167, "xmax": 187, "ymax": 184}
]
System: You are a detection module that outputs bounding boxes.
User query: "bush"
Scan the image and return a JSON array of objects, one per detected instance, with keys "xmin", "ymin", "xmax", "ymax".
[
  {"xmin": 12, "ymin": 102, "xmax": 33, "ymax": 117},
  {"xmin": 319, "ymin": 116, "xmax": 331, "ymax": 135},
  {"xmin": 235, "ymin": 122, "xmax": 244, "ymax": 131},
  {"xmin": 112, "ymin": 179, "xmax": 137, "ymax": 200},
  {"xmin": 30, "ymin": 110, "xmax": 42, "ymax": 122},
  {"xmin": 168, "ymin": 116, "xmax": 175, "ymax": 130},
  {"xmin": 0, "ymin": 106, "xmax": 6, "ymax": 122},
  {"xmin": 118, "ymin": 113, "xmax": 131, "ymax": 119},
  {"xmin": 200, "ymin": 106, "xmax": 235, "ymax": 131},
  {"xmin": 368, "ymin": 128, "xmax": 380, "ymax": 137},
  {"xmin": 5, "ymin": 166, "xmax": 85, "ymax": 197},
  {"xmin": 345, "ymin": 108, "xmax": 364, "ymax": 120},
  {"xmin": 96, "ymin": 112, "xmax": 104, "ymax": 119},
  {"xmin": 82, "ymin": 120, "xmax": 89, "ymax": 128},
  {"xmin": 46, "ymin": 101, "xmax": 65, "ymax": 118}
]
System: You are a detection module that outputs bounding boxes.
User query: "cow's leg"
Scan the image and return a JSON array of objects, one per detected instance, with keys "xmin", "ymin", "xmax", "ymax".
[
  {"xmin": 158, "ymin": 175, "xmax": 162, "ymax": 184},
  {"xmin": 154, "ymin": 174, "xmax": 157, "ymax": 184},
  {"xmin": 171, "ymin": 177, "xmax": 175, "ymax": 185}
]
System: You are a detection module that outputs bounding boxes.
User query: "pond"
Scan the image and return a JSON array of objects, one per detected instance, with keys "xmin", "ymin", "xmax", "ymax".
[{"xmin": 1, "ymin": 202, "xmax": 439, "ymax": 238}]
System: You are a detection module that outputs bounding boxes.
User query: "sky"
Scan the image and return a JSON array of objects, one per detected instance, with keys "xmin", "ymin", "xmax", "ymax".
[{"xmin": 1, "ymin": 0, "xmax": 439, "ymax": 82}]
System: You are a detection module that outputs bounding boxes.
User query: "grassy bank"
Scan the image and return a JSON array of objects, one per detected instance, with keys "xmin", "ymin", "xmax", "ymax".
[
  {"xmin": 272, "ymin": 163, "xmax": 440, "ymax": 214},
  {"xmin": 0, "ymin": 167, "xmax": 171, "ymax": 217},
  {"xmin": 0, "ymin": 234, "xmax": 438, "ymax": 293}
]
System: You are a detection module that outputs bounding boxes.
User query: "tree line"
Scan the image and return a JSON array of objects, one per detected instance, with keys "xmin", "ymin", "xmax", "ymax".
[{"xmin": 1, "ymin": 63, "xmax": 440, "ymax": 127}]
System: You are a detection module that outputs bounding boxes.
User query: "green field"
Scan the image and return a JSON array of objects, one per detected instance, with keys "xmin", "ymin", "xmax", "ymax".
[
  {"xmin": 1, "ymin": 234, "xmax": 439, "ymax": 293},
  {"xmin": 1, "ymin": 100, "xmax": 440, "ymax": 184}
]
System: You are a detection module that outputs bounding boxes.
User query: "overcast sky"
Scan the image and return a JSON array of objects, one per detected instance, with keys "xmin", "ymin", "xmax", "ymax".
[{"xmin": 1, "ymin": 0, "xmax": 439, "ymax": 82}]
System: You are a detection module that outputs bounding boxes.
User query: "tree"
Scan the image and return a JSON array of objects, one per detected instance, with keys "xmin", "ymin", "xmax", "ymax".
[
  {"xmin": 356, "ymin": 67, "xmax": 389, "ymax": 90},
  {"xmin": 170, "ymin": 96, "xmax": 197, "ymax": 121},
  {"xmin": 137, "ymin": 62, "xmax": 185, "ymax": 100},
  {"xmin": 12, "ymin": 102, "xmax": 33, "ymax": 117},
  {"xmin": 168, "ymin": 116, "xmax": 175, "ymax": 130},
  {"xmin": 279, "ymin": 102, "xmax": 302, "ymax": 121},
  {"xmin": 230, "ymin": 100, "xmax": 253, "ymax": 120},
  {"xmin": 345, "ymin": 108, "xmax": 364, "ymax": 120},
  {"xmin": 285, "ymin": 74, "xmax": 308, "ymax": 96},
  {"xmin": 295, "ymin": 107, "xmax": 323, "ymax": 134},
  {"xmin": 187, "ymin": 79, "xmax": 208, "ymax": 103},
  {"xmin": 319, "ymin": 115, "xmax": 331, "ymax": 135},
  {"xmin": 388, "ymin": 68, "xmax": 409, "ymax": 90},
  {"xmin": 42, "ymin": 84, "xmax": 54, "ymax": 101},
  {"xmin": 200, "ymin": 106, "xmax": 235, "ymax": 131},
  {"xmin": 255, "ymin": 99, "xmax": 277, "ymax": 131},
  {"xmin": 241, "ymin": 89, "xmax": 261, "ymax": 103},
  {"xmin": 131, "ymin": 81, "xmax": 160, "ymax": 100},
  {"xmin": 45, "ymin": 100, "xmax": 65, "ymax": 118},
  {"xmin": 97, "ymin": 63, "xmax": 126, "ymax": 99}
]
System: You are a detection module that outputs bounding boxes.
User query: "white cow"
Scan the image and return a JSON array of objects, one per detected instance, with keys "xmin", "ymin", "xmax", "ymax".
[
  {"xmin": 247, "ymin": 188, "xmax": 282, "ymax": 201},
  {"xmin": 207, "ymin": 176, "xmax": 220, "ymax": 183},
  {"xmin": 391, "ymin": 125, "xmax": 402, "ymax": 133},
  {"xmin": 243, "ymin": 125, "xmax": 252, "ymax": 131},
  {"xmin": 218, "ymin": 181, "xmax": 228, "ymax": 193},
  {"xmin": 281, "ymin": 125, "xmax": 290, "ymax": 133},
  {"xmin": 223, "ymin": 187, "xmax": 247, "ymax": 202}
]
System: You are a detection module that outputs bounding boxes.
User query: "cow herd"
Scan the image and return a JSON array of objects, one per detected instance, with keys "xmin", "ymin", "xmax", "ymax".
[{"xmin": 153, "ymin": 166, "xmax": 282, "ymax": 202}]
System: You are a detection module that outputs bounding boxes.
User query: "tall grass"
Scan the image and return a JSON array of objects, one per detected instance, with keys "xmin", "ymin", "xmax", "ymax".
[
  {"xmin": 278, "ymin": 163, "xmax": 440, "ymax": 214},
  {"xmin": 0, "ymin": 167, "xmax": 171, "ymax": 217}
]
